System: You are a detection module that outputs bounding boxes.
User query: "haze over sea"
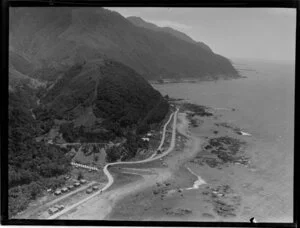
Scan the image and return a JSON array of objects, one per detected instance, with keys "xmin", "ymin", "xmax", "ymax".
[{"xmin": 153, "ymin": 59, "xmax": 294, "ymax": 222}]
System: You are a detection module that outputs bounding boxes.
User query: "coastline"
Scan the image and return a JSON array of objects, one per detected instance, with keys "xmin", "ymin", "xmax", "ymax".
[
  {"xmin": 52, "ymin": 89, "xmax": 292, "ymax": 222},
  {"xmin": 149, "ymin": 75, "xmax": 246, "ymax": 86},
  {"xmin": 107, "ymin": 100, "xmax": 292, "ymax": 222}
]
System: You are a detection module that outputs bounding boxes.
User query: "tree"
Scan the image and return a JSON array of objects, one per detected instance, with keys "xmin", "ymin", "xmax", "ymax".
[
  {"xmin": 77, "ymin": 171, "xmax": 84, "ymax": 180},
  {"xmin": 105, "ymin": 146, "xmax": 122, "ymax": 163},
  {"xmin": 29, "ymin": 182, "xmax": 42, "ymax": 200}
]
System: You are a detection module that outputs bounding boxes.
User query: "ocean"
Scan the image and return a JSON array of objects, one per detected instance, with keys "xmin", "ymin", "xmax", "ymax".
[{"xmin": 153, "ymin": 59, "xmax": 294, "ymax": 222}]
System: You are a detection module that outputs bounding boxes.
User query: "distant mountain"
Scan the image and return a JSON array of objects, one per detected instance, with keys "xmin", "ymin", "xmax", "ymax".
[
  {"xmin": 9, "ymin": 7, "xmax": 239, "ymax": 81},
  {"xmin": 127, "ymin": 16, "xmax": 212, "ymax": 52}
]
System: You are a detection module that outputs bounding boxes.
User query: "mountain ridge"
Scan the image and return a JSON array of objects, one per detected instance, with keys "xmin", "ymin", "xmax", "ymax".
[
  {"xmin": 127, "ymin": 16, "xmax": 213, "ymax": 52},
  {"xmin": 9, "ymin": 7, "xmax": 239, "ymax": 81}
]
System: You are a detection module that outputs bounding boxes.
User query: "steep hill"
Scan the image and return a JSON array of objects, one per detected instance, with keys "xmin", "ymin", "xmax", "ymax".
[
  {"xmin": 40, "ymin": 58, "xmax": 167, "ymax": 128},
  {"xmin": 127, "ymin": 16, "xmax": 212, "ymax": 52},
  {"xmin": 8, "ymin": 58, "xmax": 169, "ymax": 216},
  {"xmin": 9, "ymin": 7, "xmax": 239, "ymax": 81}
]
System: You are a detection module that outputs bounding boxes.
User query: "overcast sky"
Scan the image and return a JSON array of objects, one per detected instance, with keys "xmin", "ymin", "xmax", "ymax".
[{"xmin": 106, "ymin": 7, "xmax": 296, "ymax": 62}]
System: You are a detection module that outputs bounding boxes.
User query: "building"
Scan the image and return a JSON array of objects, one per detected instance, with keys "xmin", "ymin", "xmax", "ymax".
[
  {"xmin": 74, "ymin": 182, "xmax": 80, "ymax": 187},
  {"xmin": 54, "ymin": 190, "xmax": 61, "ymax": 195},
  {"xmin": 80, "ymin": 179, "xmax": 87, "ymax": 184},
  {"xmin": 61, "ymin": 187, "xmax": 68, "ymax": 193},
  {"xmin": 64, "ymin": 175, "xmax": 70, "ymax": 180},
  {"xmin": 48, "ymin": 207, "xmax": 59, "ymax": 215},
  {"xmin": 68, "ymin": 185, "xmax": 74, "ymax": 190},
  {"xmin": 142, "ymin": 137, "xmax": 150, "ymax": 142},
  {"xmin": 92, "ymin": 185, "xmax": 99, "ymax": 191},
  {"xmin": 86, "ymin": 188, "xmax": 93, "ymax": 194}
]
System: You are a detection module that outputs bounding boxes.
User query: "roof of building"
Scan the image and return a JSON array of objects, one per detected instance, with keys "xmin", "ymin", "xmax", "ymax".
[{"xmin": 49, "ymin": 207, "xmax": 59, "ymax": 213}]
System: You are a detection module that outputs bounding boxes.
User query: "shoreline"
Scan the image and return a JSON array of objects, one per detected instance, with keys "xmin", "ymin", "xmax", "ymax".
[
  {"xmin": 53, "ymin": 99, "xmax": 292, "ymax": 222},
  {"xmin": 107, "ymin": 100, "xmax": 292, "ymax": 222},
  {"xmin": 149, "ymin": 76, "xmax": 246, "ymax": 85}
]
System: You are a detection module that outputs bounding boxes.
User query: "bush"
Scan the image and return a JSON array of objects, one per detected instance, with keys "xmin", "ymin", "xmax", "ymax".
[
  {"xmin": 77, "ymin": 171, "xmax": 84, "ymax": 180},
  {"xmin": 105, "ymin": 146, "xmax": 122, "ymax": 163}
]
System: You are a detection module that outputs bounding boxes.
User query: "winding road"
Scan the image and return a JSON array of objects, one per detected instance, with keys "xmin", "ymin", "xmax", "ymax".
[{"xmin": 48, "ymin": 108, "xmax": 179, "ymax": 219}]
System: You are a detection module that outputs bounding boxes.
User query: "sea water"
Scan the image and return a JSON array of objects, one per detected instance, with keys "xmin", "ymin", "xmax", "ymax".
[{"xmin": 153, "ymin": 59, "xmax": 294, "ymax": 222}]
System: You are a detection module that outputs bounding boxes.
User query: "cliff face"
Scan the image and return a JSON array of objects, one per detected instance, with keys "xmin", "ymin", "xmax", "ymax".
[{"xmin": 9, "ymin": 7, "xmax": 239, "ymax": 81}]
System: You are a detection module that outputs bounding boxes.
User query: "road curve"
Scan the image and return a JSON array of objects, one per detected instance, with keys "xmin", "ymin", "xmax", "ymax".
[
  {"xmin": 102, "ymin": 108, "xmax": 178, "ymax": 192},
  {"xmin": 48, "ymin": 108, "xmax": 179, "ymax": 219}
]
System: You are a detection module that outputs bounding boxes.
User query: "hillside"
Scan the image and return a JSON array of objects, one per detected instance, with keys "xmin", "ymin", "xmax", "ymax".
[
  {"xmin": 8, "ymin": 57, "xmax": 169, "ymax": 216},
  {"xmin": 127, "ymin": 16, "xmax": 212, "ymax": 52},
  {"xmin": 9, "ymin": 7, "xmax": 239, "ymax": 81},
  {"xmin": 39, "ymin": 59, "xmax": 168, "ymax": 130}
]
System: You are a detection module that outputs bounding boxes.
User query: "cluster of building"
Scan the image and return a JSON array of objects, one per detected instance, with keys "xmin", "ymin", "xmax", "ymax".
[
  {"xmin": 86, "ymin": 185, "xmax": 100, "ymax": 194},
  {"xmin": 54, "ymin": 179, "xmax": 87, "ymax": 196}
]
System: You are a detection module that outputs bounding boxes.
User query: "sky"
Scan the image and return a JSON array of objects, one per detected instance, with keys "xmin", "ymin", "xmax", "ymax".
[{"xmin": 106, "ymin": 7, "xmax": 296, "ymax": 62}]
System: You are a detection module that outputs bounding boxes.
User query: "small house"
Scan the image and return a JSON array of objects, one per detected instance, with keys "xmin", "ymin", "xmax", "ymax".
[
  {"xmin": 80, "ymin": 179, "xmax": 87, "ymax": 184},
  {"xmin": 64, "ymin": 175, "xmax": 70, "ymax": 180},
  {"xmin": 142, "ymin": 137, "xmax": 150, "ymax": 142},
  {"xmin": 48, "ymin": 207, "xmax": 59, "ymax": 215},
  {"xmin": 92, "ymin": 185, "xmax": 99, "ymax": 191},
  {"xmin": 54, "ymin": 190, "xmax": 61, "ymax": 195},
  {"xmin": 74, "ymin": 182, "xmax": 80, "ymax": 187},
  {"xmin": 86, "ymin": 188, "xmax": 93, "ymax": 194},
  {"xmin": 146, "ymin": 133, "xmax": 152, "ymax": 137},
  {"xmin": 68, "ymin": 185, "xmax": 74, "ymax": 190},
  {"xmin": 61, "ymin": 187, "xmax": 68, "ymax": 193}
]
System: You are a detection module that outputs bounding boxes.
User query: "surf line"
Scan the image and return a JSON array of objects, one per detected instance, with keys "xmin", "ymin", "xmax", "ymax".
[{"xmin": 184, "ymin": 166, "xmax": 206, "ymax": 190}]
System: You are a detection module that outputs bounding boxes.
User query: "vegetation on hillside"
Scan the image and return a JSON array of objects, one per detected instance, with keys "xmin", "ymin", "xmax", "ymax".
[
  {"xmin": 9, "ymin": 8, "xmax": 239, "ymax": 81},
  {"xmin": 105, "ymin": 132, "xmax": 149, "ymax": 163},
  {"xmin": 8, "ymin": 87, "xmax": 71, "ymax": 216}
]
